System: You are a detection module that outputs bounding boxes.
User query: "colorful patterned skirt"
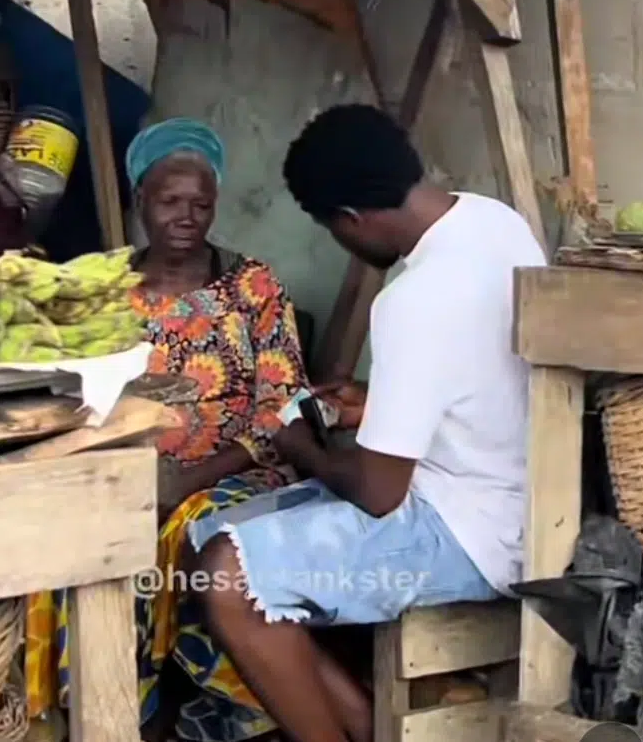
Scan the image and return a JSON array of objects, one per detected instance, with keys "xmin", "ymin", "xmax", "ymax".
[{"xmin": 25, "ymin": 476, "xmax": 276, "ymax": 742}]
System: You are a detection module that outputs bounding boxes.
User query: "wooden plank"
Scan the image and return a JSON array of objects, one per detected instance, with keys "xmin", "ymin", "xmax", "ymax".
[
  {"xmin": 465, "ymin": 29, "xmax": 546, "ymax": 252},
  {"xmin": 397, "ymin": 0, "xmax": 449, "ymax": 129},
  {"xmin": 374, "ymin": 621, "xmax": 409, "ymax": 742},
  {"xmin": 520, "ymin": 367, "xmax": 584, "ymax": 706},
  {"xmin": 68, "ymin": 0, "xmax": 124, "ymax": 249},
  {"xmin": 553, "ymin": 0, "xmax": 597, "ymax": 206},
  {"xmin": 400, "ymin": 700, "xmax": 504, "ymax": 742},
  {"xmin": 513, "ymin": 266, "xmax": 643, "ymax": 373},
  {"xmin": 0, "ymin": 447, "xmax": 156, "ymax": 596},
  {"xmin": 555, "ymin": 244, "xmax": 643, "ymax": 273},
  {"xmin": 399, "ymin": 601, "xmax": 520, "ymax": 679},
  {"xmin": 68, "ymin": 579, "xmax": 138, "ymax": 742},
  {"xmin": 0, "ymin": 395, "xmax": 180, "ymax": 463},
  {"xmin": 504, "ymin": 704, "xmax": 608, "ymax": 742},
  {"xmin": 466, "ymin": 0, "xmax": 521, "ymax": 42},
  {"xmin": 0, "ymin": 394, "xmax": 88, "ymax": 445}
]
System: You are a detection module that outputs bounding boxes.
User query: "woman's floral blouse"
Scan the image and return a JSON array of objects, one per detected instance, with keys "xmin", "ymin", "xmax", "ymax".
[{"xmin": 130, "ymin": 253, "xmax": 309, "ymax": 488}]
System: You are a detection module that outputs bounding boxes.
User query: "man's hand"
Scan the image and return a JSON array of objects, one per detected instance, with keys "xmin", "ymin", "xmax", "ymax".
[
  {"xmin": 273, "ymin": 418, "xmax": 318, "ymax": 460},
  {"xmin": 314, "ymin": 380, "xmax": 367, "ymax": 429},
  {"xmin": 273, "ymin": 419, "xmax": 324, "ymax": 478}
]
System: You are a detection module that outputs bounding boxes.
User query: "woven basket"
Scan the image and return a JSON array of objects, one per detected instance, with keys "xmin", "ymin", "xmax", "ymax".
[
  {"xmin": 0, "ymin": 601, "xmax": 23, "ymax": 695},
  {"xmin": 596, "ymin": 376, "xmax": 643, "ymax": 543},
  {"xmin": 0, "ymin": 683, "xmax": 29, "ymax": 742}
]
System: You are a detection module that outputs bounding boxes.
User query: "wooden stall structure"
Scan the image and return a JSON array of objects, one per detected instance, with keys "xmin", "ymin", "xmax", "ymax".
[
  {"xmin": 0, "ymin": 376, "xmax": 184, "ymax": 742},
  {"xmin": 0, "ymin": 0, "xmax": 152, "ymax": 739}
]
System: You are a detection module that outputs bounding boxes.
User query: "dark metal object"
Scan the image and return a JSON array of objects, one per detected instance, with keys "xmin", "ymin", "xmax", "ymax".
[
  {"xmin": 299, "ymin": 396, "xmax": 329, "ymax": 449},
  {"xmin": 511, "ymin": 515, "xmax": 643, "ymax": 721}
]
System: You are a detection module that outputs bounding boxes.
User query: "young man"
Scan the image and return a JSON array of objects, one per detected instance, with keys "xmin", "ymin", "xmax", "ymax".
[{"xmin": 186, "ymin": 104, "xmax": 546, "ymax": 742}]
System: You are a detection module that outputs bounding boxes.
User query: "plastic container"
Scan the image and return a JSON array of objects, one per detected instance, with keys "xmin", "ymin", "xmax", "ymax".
[{"xmin": 4, "ymin": 106, "xmax": 79, "ymax": 237}]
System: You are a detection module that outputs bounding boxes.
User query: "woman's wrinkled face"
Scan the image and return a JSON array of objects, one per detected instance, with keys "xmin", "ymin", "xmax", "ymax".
[{"xmin": 140, "ymin": 154, "xmax": 217, "ymax": 257}]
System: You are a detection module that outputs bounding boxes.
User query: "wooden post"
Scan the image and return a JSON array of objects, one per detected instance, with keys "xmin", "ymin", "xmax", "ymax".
[
  {"xmin": 462, "ymin": 0, "xmax": 546, "ymax": 251},
  {"xmin": 552, "ymin": 0, "xmax": 597, "ymax": 206},
  {"xmin": 68, "ymin": 0, "xmax": 124, "ymax": 250},
  {"xmin": 0, "ymin": 448, "xmax": 156, "ymax": 742},
  {"xmin": 520, "ymin": 366, "xmax": 584, "ymax": 706},
  {"xmin": 467, "ymin": 0, "xmax": 521, "ymax": 41},
  {"xmin": 68, "ymin": 581, "xmax": 139, "ymax": 742}
]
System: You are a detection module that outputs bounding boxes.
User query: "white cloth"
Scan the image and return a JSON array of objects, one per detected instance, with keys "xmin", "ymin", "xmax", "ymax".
[
  {"xmin": 0, "ymin": 342, "xmax": 153, "ymax": 425},
  {"xmin": 356, "ymin": 193, "xmax": 546, "ymax": 594}
]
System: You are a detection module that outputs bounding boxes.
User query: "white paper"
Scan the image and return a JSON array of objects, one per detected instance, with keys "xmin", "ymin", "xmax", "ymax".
[
  {"xmin": 0, "ymin": 342, "xmax": 153, "ymax": 426},
  {"xmin": 277, "ymin": 388, "xmax": 312, "ymax": 426}
]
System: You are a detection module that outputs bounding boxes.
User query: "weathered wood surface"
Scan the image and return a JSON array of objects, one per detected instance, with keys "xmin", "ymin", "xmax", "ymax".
[
  {"xmin": 0, "ymin": 394, "xmax": 88, "ymax": 445},
  {"xmin": 0, "ymin": 447, "xmax": 157, "ymax": 596},
  {"xmin": 467, "ymin": 0, "xmax": 521, "ymax": 42},
  {"xmin": 400, "ymin": 601, "xmax": 520, "ymax": 678},
  {"xmin": 464, "ymin": 10, "xmax": 546, "ymax": 251},
  {"xmin": 400, "ymin": 700, "xmax": 504, "ymax": 742},
  {"xmin": 520, "ymin": 367, "xmax": 584, "ymax": 706},
  {"xmin": 514, "ymin": 266, "xmax": 643, "ymax": 373},
  {"xmin": 553, "ymin": 0, "xmax": 597, "ymax": 206},
  {"xmin": 68, "ymin": 0, "xmax": 124, "ymax": 249},
  {"xmin": 374, "ymin": 621, "xmax": 409, "ymax": 742},
  {"xmin": 0, "ymin": 395, "xmax": 179, "ymax": 463},
  {"xmin": 555, "ymin": 244, "xmax": 643, "ymax": 272},
  {"xmin": 68, "ymin": 580, "xmax": 138, "ymax": 742},
  {"xmin": 504, "ymin": 703, "xmax": 612, "ymax": 742}
]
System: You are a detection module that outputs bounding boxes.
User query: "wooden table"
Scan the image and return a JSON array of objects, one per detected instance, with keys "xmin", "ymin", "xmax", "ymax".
[
  {"xmin": 512, "ymin": 264, "xmax": 643, "ymax": 707},
  {"xmin": 0, "ymin": 446, "xmax": 157, "ymax": 742}
]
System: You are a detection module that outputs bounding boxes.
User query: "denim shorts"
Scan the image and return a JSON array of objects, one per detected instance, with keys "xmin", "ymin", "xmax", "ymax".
[{"xmin": 188, "ymin": 479, "xmax": 499, "ymax": 625}]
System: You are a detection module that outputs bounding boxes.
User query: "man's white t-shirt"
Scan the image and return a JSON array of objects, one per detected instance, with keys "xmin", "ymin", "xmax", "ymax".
[{"xmin": 355, "ymin": 192, "xmax": 546, "ymax": 594}]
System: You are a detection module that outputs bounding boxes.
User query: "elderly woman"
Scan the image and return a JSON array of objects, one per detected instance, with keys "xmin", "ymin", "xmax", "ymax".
[{"xmin": 25, "ymin": 118, "xmax": 310, "ymax": 742}]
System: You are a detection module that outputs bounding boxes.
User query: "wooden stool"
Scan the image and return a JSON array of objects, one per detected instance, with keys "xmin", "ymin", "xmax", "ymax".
[{"xmin": 374, "ymin": 600, "xmax": 520, "ymax": 742}]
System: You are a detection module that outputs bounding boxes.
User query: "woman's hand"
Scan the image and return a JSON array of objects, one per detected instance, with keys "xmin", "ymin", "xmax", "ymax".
[
  {"xmin": 157, "ymin": 456, "xmax": 203, "ymax": 523},
  {"xmin": 314, "ymin": 380, "xmax": 367, "ymax": 429}
]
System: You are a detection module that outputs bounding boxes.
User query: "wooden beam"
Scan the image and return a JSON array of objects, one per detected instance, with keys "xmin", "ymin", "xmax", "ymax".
[
  {"xmin": 520, "ymin": 366, "xmax": 583, "ymax": 706},
  {"xmin": 514, "ymin": 266, "xmax": 643, "ymax": 373},
  {"xmin": 400, "ymin": 701, "xmax": 504, "ymax": 742},
  {"xmin": 0, "ymin": 447, "xmax": 157, "ymax": 597},
  {"xmin": 397, "ymin": 0, "xmax": 450, "ymax": 129},
  {"xmin": 374, "ymin": 621, "xmax": 409, "ymax": 742},
  {"xmin": 68, "ymin": 580, "xmax": 139, "ymax": 742},
  {"xmin": 466, "ymin": 0, "xmax": 521, "ymax": 42},
  {"xmin": 68, "ymin": 0, "xmax": 124, "ymax": 249},
  {"xmin": 464, "ymin": 8, "xmax": 547, "ymax": 252},
  {"xmin": 504, "ymin": 704, "xmax": 609, "ymax": 742},
  {"xmin": 552, "ymin": 0, "xmax": 597, "ymax": 206},
  {"xmin": 0, "ymin": 395, "xmax": 180, "ymax": 463},
  {"xmin": 399, "ymin": 601, "xmax": 520, "ymax": 679}
]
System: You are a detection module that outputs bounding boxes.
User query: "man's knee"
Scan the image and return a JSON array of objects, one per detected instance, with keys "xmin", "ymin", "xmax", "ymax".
[
  {"xmin": 197, "ymin": 532, "xmax": 239, "ymax": 574},
  {"xmin": 189, "ymin": 533, "xmax": 243, "ymax": 610}
]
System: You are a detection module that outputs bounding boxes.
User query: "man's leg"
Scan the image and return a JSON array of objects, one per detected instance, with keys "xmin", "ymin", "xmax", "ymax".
[{"xmin": 193, "ymin": 534, "xmax": 370, "ymax": 742}]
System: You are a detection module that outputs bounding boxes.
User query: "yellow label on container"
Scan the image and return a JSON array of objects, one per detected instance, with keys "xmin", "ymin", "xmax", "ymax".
[{"xmin": 6, "ymin": 118, "xmax": 78, "ymax": 180}]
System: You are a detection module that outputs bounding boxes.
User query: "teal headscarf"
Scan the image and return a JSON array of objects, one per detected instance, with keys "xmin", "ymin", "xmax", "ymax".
[{"xmin": 125, "ymin": 118, "xmax": 225, "ymax": 190}]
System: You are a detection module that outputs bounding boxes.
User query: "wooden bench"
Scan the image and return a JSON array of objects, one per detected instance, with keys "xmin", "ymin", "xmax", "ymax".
[{"xmin": 374, "ymin": 600, "xmax": 521, "ymax": 742}]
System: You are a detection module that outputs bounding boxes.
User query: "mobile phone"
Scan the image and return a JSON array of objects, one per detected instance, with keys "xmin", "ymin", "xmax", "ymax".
[{"xmin": 299, "ymin": 396, "xmax": 329, "ymax": 448}]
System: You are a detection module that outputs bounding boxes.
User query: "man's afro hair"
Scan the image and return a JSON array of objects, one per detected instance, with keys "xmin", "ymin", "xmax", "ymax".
[{"xmin": 283, "ymin": 104, "xmax": 423, "ymax": 221}]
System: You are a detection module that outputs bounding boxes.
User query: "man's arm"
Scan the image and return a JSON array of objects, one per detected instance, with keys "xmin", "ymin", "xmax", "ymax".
[
  {"xmin": 275, "ymin": 424, "xmax": 415, "ymax": 516},
  {"xmin": 276, "ymin": 279, "xmax": 463, "ymax": 515}
]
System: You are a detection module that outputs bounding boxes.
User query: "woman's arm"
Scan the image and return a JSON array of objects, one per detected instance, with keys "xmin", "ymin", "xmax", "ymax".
[{"xmin": 234, "ymin": 264, "xmax": 310, "ymax": 466}]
